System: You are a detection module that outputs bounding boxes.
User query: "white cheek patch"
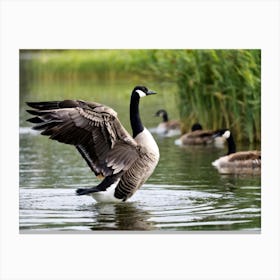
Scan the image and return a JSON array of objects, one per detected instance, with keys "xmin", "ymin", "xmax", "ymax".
[
  {"xmin": 223, "ymin": 130, "xmax": 231, "ymax": 139},
  {"xmin": 136, "ymin": 89, "xmax": 146, "ymax": 98}
]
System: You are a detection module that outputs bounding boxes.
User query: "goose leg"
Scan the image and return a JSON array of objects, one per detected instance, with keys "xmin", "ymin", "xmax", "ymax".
[{"xmin": 76, "ymin": 175, "xmax": 119, "ymax": 196}]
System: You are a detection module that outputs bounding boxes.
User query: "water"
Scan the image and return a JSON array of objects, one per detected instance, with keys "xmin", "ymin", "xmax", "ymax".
[{"xmin": 19, "ymin": 80, "xmax": 261, "ymax": 232}]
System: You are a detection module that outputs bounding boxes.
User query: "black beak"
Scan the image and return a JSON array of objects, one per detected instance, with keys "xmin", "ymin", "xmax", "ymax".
[
  {"xmin": 212, "ymin": 132, "xmax": 221, "ymax": 138},
  {"xmin": 147, "ymin": 89, "xmax": 157, "ymax": 95}
]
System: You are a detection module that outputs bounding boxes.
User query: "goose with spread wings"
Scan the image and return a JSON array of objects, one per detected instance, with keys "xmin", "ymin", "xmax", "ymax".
[
  {"xmin": 212, "ymin": 129, "xmax": 261, "ymax": 174},
  {"xmin": 26, "ymin": 86, "xmax": 160, "ymax": 202}
]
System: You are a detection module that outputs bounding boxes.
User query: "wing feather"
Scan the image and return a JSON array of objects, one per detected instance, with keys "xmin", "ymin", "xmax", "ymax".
[
  {"xmin": 26, "ymin": 100, "xmax": 138, "ymax": 177},
  {"xmin": 106, "ymin": 142, "xmax": 138, "ymax": 174}
]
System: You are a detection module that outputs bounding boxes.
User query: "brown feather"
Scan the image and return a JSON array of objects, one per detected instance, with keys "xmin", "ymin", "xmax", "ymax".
[
  {"xmin": 26, "ymin": 100, "xmax": 139, "ymax": 178},
  {"xmin": 227, "ymin": 151, "xmax": 261, "ymax": 162},
  {"xmin": 180, "ymin": 130, "xmax": 215, "ymax": 145},
  {"xmin": 165, "ymin": 120, "xmax": 180, "ymax": 130}
]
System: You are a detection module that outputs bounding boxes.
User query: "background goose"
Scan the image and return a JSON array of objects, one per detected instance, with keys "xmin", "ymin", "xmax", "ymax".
[
  {"xmin": 212, "ymin": 129, "xmax": 261, "ymax": 174},
  {"xmin": 154, "ymin": 109, "xmax": 181, "ymax": 137},
  {"xmin": 174, "ymin": 123, "xmax": 217, "ymax": 146},
  {"xmin": 26, "ymin": 85, "xmax": 160, "ymax": 202}
]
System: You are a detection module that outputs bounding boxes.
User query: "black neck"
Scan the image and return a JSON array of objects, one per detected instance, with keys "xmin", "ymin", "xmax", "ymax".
[
  {"xmin": 130, "ymin": 93, "xmax": 144, "ymax": 138},
  {"xmin": 226, "ymin": 134, "xmax": 236, "ymax": 155},
  {"xmin": 162, "ymin": 111, "xmax": 168, "ymax": 122}
]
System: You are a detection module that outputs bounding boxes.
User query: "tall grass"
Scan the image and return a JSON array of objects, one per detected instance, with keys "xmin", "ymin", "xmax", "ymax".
[
  {"xmin": 20, "ymin": 49, "xmax": 261, "ymax": 142},
  {"xmin": 140, "ymin": 49, "xmax": 261, "ymax": 143},
  {"xmin": 177, "ymin": 50, "xmax": 261, "ymax": 143}
]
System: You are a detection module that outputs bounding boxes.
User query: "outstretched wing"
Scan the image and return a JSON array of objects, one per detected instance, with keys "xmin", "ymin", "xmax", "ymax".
[{"xmin": 26, "ymin": 100, "xmax": 139, "ymax": 177}]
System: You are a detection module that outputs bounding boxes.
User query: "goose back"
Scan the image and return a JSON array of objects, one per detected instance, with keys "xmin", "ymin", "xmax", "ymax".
[
  {"xmin": 212, "ymin": 150, "xmax": 261, "ymax": 174},
  {"xmin": 175, "ymin": 129, "xmax": 215, "ymax": 146},
  {"xmin": 180, "ymin": 129, "xmax": 215, "ymax": 145}
]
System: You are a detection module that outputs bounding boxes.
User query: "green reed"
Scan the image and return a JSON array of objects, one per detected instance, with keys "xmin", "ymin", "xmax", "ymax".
[
  {"xmin": 180, "ymin": 50, "xmax": 261, "ymax": 143},
  {"xmin": 140, "ymin": 49, "xmax": 261, "ymax": 143}
]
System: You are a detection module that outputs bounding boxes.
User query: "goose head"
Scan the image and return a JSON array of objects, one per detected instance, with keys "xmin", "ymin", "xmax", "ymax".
[
  {"xmin": 154, "ymin": 109, "xmax": 167, "ymax": 118},
  {"xmin": 213, "ymin": 128, "xmax": 236, "ymax": 155},
  {"xmin": 132, "ymin": 85, "xmax": 157, "ymax": 98},
  {"xmin": 213, "ymin": 129, "xmax": 231, "ymax": 139},
  {"xmin": 191, "ymin": 123, "xmax": 203, "ymax": 131}
]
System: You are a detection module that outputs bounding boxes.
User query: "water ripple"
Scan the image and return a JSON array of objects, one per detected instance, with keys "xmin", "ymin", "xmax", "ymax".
[{"xmin": 20, "ymin": 184, "xmax": 260, "ymax": 232}]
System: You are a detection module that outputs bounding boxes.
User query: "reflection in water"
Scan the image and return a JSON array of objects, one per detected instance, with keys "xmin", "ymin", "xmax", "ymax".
[{"xmin": 90, "ymin": 202, "xmax": 155, "ymax": 231}]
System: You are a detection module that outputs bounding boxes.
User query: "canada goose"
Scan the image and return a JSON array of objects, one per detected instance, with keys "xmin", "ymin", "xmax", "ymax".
[
  {"xmin": 26, "ymin": 86, "xmax": 160, "ymax": 202},
  {"xmin": 174, "ymin": 123, "xmax": 216, "ymax": 146},
  {"xmin": 154, "ymin": 109, "xmax": 181, "ymax": 137},
  {"xmin": 212, "ymin": 129, "xmax": 261, "ymax": 174}
]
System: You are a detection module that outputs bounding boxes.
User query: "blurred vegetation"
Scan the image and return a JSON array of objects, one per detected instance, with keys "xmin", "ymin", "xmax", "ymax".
[
  {"xmin": 145, "ymin": 50, "xmax": 261, "ymax": 143},
  {"xmin": 20, "ymin": 49, "xmax": 261, "ymax": 143}
]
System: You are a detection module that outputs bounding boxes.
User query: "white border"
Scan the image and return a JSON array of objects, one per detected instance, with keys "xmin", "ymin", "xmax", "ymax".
[{"xmin": 1, "ymin": 1, "xmax": 279, "ymax": 279}]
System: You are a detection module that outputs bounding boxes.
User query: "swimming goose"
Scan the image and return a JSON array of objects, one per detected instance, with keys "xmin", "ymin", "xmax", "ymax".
[
  {"xmin": 174, "ymin": 123, "xmax": 216, "ymax": 146},
  {"xmin": 26, "ymin": 86, "xmax": 160, "ymax": 202},
  {"xmin": 212, "ymin": 129, "xmax": 261, "ymax": 174},
  {"xmin": 154, "ymin": 109, "xmax": 181, "ymax": 137}
]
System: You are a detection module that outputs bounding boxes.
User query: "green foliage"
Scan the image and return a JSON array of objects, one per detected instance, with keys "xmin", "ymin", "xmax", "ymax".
[
  {"xmin": 20, "ymin": 49, "xmax": 261, "ymax": 142},
  {"xmin": 140, "ymin": 49, "xmax": 261, "ymax": 143}
]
